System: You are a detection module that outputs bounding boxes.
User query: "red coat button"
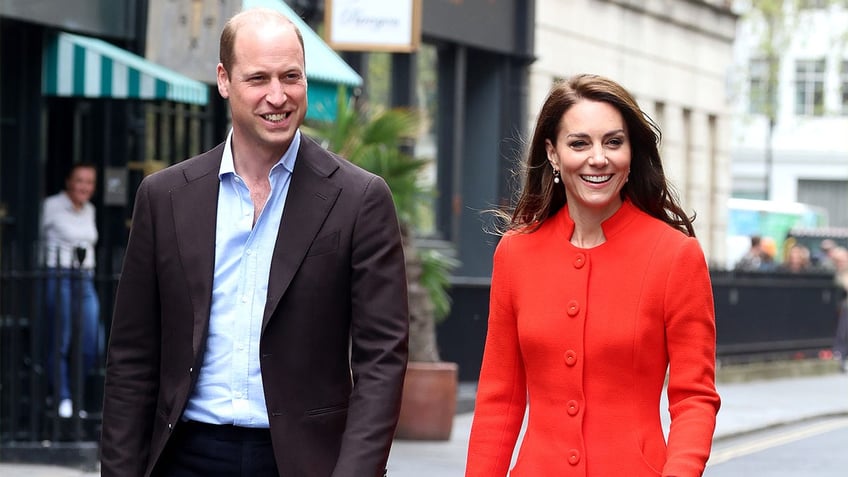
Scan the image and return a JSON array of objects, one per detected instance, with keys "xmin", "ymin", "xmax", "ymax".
[
  {"xmin": 567, "ymin": 400, "xmax": 579, "ymax": 416},
  {"xmin": 567, "ymin": 300, "xmax": 579, "ymax": 317},
  {"xmin": 564, "ymin": 350, "xmax": 577, "ymax": 366},
  {"xmin": 573, "ymin": 253, "xmax": 586, "ymax": 269},
  {"xmin": 568, "ymin": 449, "xmax": 581, "ymax": 465}
]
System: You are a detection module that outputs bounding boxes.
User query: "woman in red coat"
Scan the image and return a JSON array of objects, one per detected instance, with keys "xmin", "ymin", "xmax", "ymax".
[{"xmin": 465, "ymin": 74, "xmax": 720, "ymax": 476}]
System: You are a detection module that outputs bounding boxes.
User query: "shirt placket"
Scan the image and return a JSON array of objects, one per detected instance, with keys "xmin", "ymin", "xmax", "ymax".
[{"xmin": 231, "ymin": 177, "xmax": 257, "ymax": 422}]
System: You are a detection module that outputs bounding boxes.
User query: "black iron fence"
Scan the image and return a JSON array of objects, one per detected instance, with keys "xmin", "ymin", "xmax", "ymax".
[
  {"xmin": 438, "ymin": 269, "xmax": 845, "ymax": 382},
  {"xmin": 711, "ymin": 269, "xmax": 841, "ymax": 363},
  {"xmin": 2, "ymin": 249, "xmax": 844, "ymax": 462},
  {"xmin": 0, "ymin": 243, "xmax": 119, "ymax": 467}
]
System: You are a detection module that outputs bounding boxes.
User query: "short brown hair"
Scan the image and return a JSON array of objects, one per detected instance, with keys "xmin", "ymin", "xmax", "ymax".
[{"xmin": 219, "ymin": 8, "xmax": 305, "ymax": 74}]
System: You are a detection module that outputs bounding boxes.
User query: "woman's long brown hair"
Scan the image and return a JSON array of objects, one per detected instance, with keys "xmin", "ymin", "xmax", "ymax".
[{"xmin": 494, "ymin": 74, "xmax": 695, "ymax": 237}]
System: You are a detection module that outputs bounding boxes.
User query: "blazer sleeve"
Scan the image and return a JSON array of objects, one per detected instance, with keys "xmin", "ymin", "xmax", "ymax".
[
  {"xmin": 332, "ymin": 175, "xmax": 410, "ymax": 477},
  {"xmin": 465, "ymin": 235, "xmax": 527, "ymax": 477},
  {"xmin": 662, "ymin": 236, "xmax": 721, "ymax": 476},
  {"xmin": 100, "ymin": 178, "xmax": 162, "ymax": 477}
]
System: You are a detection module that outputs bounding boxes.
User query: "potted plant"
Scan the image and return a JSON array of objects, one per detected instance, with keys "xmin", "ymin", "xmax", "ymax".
[{"xmin": 305, "ymin": 94, "xmax": 459, "ymax": 440}]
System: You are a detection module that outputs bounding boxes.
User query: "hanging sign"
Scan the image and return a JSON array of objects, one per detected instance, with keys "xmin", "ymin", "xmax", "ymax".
[{"xmin": 324, "ymin": 0, "xmax": 421, "ymax": 52}]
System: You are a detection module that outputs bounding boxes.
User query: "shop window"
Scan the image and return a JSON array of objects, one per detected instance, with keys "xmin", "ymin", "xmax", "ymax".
[
  {"xmin": 366, "ymin": 52, "xmax": 391, "ymax": 111},
  {"xmin": 749, "ymin": 58, "xmax": 771, "ymax": 115},
  {"xmin": 841, "ymin": 60, "xmax": 848, "ymax": 116},
  {"xmin": 143, "ymin": 102, "xmax": 206, "ymax": 173},
  {"xmin": 798, "ymin": 0, "xmax": 828, "ymax": 9},
  {"xmin": 413, "ymin": 43, "xmax": 439, "ymax": 237},
  {"xmin": 794, "ymin": 59, "xmax": 825, "ymax": 116}
]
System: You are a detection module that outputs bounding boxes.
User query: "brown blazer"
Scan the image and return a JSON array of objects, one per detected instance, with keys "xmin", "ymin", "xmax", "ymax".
[{"xmin": 101, "ymin": 136, "xmax": 409, "ymax": 477}]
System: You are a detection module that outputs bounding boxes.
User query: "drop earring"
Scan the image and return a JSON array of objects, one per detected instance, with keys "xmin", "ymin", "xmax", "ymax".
[{"xmin": 553, "ymin": 169, "xmax": 561, "ymax": 184}]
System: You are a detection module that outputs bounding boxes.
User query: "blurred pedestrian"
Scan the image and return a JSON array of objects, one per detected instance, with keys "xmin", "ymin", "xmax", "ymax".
[
  {"xmin": 830, "ymin": 247, "xmax": 848, "ymax": 372},
  {"xmin": 100, "ymin": 8, "xmax": 409, "ymax": 477},
  {"xmin": 735, "ymin": 235, "xmax": 773, "ymax": 271},
  {"xmin": 778, "ymin": 243, "xmax": 812, "ymax": 273},
  {"xmin": 40, "ymin": 162, "xmax": 100, "ymax": 419},
  {"xmin": 813, "ymin": 238, "xmax": 838, "ymax": 270},
  {"xmin": 466, "ymin": 74, "xmax": 720, "ymax": 476}
]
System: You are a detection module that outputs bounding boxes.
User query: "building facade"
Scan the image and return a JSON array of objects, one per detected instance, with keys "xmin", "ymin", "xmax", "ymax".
[
  {"xmin": 729, "ymin": 0, "xmax": 848, "ymax": 227},
  {"xmin": 1, "ymin": 0, "xmax": 536, "ymax": 451},
  {"xmin": 0, "ymin": 0, "xmax": 362, "ymax": 459},
  {"xmin": 439, "ymin": 0, "xmax": 739, "ymax": 381},
  {"xmin": 530, "ymin": 0, "xmax": 738, "ymax": 266}
]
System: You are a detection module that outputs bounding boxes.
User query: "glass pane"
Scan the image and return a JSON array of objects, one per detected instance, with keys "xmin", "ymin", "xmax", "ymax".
[
  {"xmin": 366, "ymin": 52, "xmax": 391, "ymax": 113},
  {"xmin": 415, "ymin": 44, "xmax": 438, "ymax": 236}
]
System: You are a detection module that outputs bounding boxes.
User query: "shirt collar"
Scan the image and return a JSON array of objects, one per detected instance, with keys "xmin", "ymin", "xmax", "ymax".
[
  {"xmin": 59, "ymin": 190, "xmax": 83, "ymax": 211},
  {"xmin": 218, "ymin": 129, "xmax": 301, "ymax": 179}
]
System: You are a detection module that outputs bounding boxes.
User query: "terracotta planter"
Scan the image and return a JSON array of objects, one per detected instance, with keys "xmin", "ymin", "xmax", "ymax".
[{"xmin": 395, "ymin": 361, "xmax": 459, "ymax": 441}]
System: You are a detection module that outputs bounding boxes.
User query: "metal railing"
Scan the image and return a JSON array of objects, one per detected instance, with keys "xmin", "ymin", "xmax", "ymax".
[
  {"xmin": 437, "ymin": 269, "xmax": 845, "ymax": 382},
  {"xmin": 0, "ymin": 243, "xmax": 119, "ymax": 453}
]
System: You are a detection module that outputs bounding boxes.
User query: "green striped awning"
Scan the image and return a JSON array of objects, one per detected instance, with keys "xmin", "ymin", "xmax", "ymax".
[{"xmin": 43, "ymin": 32, "xmax": 209, "ymax": 106}]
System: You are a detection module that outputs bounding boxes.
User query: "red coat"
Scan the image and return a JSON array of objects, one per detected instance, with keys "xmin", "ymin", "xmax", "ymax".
[{"xmin": 466, "ymin": 201, "xmax": 720, "ymax": 477}]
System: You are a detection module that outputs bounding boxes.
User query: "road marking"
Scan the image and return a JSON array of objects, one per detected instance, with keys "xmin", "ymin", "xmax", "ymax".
[{"xmin": 707, "ymin": 417, "xmax": 848, "ymax": 466}]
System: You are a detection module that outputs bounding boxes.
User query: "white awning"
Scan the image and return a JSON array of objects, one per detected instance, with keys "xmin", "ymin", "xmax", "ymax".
[{"xmin": 43, "ymin": 32, "xmax": 209, "ymax": 105}]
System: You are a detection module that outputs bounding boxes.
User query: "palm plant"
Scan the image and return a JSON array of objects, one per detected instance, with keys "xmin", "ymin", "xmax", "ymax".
[{"xmin": 304, "ymin": 93, "xmax": 457, "ymax": 362}]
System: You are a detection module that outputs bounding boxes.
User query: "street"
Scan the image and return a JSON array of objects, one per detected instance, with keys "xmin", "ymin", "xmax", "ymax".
[
  {"xmin": 386, "ymin": 414, "xmax": 848, "ymax": 477},
  {"xmin": 706, "ymin": 416, "xmax": 848, "ymax": 476},
  {"xmin": 1, "ymin": 372, "xmax": 847, "ymax": 476}
]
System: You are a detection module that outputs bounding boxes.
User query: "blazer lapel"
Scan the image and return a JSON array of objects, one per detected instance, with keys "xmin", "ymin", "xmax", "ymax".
[
  {"xmin": 263, "ymin": 137, "xmax": 341, "ymax": 330},
  {"xmin": 171, "ymin": 146, "xmax": 223, "ymax": 355}
]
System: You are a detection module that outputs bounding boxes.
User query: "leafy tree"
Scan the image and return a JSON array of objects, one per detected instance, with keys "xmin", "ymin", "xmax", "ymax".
[{"xmin": 741, "ymin": 0, "xmax": 848, "ymax": 197}]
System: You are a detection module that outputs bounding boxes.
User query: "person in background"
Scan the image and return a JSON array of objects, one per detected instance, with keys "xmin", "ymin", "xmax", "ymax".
[
  {"xmin": 40, "ymin": 162, "xmax": 100, "ymax": 419},
  {"xmin": 735, "ymin": 235, "xmax": 773, "ymax": 271},
  {"xmin": 759, "ymin": 236, "xmax": 778, "ymax": 270},
  {"xmin": 100, "ymin": 8, "xmax": 408, "ymax": 477},
  {"xmin": 812, "ymin": 238, "xmax": 838, "ymax": 270},
  {"xmin": 778, "ymin": 243, "xmax": 812, "ymax": 273},
  {"xmin": 465, "ymin": 74, "xmax": 720, "ymax": 476},
  {"xmin": 829, "ymin": 246, "xmax": 848, "ymax": 372}
]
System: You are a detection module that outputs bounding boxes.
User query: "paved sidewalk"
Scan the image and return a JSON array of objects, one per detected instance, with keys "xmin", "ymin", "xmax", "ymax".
[
  {"xmin": 2, "ymin": 372, "xmax": 847, "ymax": 477},
  {"xmin": 387, "ymin": 372, "xmax": 848, "ymax": 476}
]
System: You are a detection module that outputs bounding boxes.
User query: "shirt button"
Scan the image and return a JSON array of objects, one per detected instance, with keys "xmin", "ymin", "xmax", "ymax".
[
  {"xmin": 573, "ymin": 253, "xmax": 586, "ymax": 269},
  {"xmin": 567, "ymin": 300, "xmax": 580, "ymax": 317},
  {"xmin": 564, "ymin": 350, "xmax": 577, "ymax": 366},
  {"xmin": 567, "ymin": 400, "xmax": 579, "ymax": 416},
  {"xmin": 568, "ymin": 449, "xmax": 581, "ymax": 465}
]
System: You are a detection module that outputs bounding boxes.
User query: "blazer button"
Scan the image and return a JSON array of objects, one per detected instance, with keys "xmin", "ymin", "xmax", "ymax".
[
  {"xmin": 567, "ymin": 300, "xmax": 580, "ymax": 317},
  {"xmin": 568, "ymin": 449, "xmax": 581, "ymax": 465},
  {"xmin": 567, "ymin": 400, "xmax": 579, "ymax": 416},
  {"xmin": 564, "ymin": 350, "xmax": 577, "ymax": 366}
]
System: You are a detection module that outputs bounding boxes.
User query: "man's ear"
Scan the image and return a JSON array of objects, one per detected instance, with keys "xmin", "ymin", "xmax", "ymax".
[{"xmin": 216, "ymin": 64, "xmax": 230, "ymax": 99}]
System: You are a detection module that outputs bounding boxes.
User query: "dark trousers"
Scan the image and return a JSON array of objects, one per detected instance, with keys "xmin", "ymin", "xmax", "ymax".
[{"xmin": 155, "ymin": 421, "xmax": 279, "ymax": 477}]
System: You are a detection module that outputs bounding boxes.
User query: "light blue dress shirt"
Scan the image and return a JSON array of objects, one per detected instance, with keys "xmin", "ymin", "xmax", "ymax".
[{"xmin": 183, "ymin": 130, "xmax": 300, "ymax": 428}]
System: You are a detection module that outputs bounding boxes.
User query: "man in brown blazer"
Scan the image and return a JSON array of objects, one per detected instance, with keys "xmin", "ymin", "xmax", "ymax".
[{"xmin": 100, "ymin": 8, "xmax": 409, "ymax": 477}]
